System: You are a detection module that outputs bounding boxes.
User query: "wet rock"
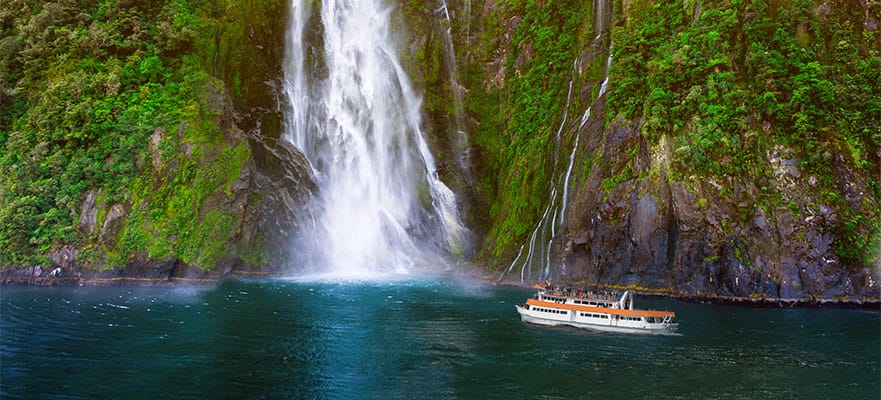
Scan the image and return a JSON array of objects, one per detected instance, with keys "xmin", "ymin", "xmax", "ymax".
[
  {"xmin": 48, "ymin": 246, "xmax": 77, "ymax": 270},
  {"xmin": 150, "ymin": 127, "xmax": 164, "ymax": 172},
  {"xmin": 629, "ymin": 195, "xmax": 658, "ymax": 243},
  {"xmin": 779, "ymin": 261, "xmax": 804, "ymax": 299},
  {"xmin": 752, "ymin": 207, "xmax": 770, "ymax": 234},
  {"xmin": 554, "ymin": 117, "xmax": 880, "ymax": 303},
  {"xmin": 99, "ymin": 203, "xmax": 128, "ymax": 247},
  {"xmin": 80, "ymin": 189, "xmax": 101, "ymax": 236},
  {"xmin": 236, "ymin": 132, "xmax": 317, "ymax": 268}
]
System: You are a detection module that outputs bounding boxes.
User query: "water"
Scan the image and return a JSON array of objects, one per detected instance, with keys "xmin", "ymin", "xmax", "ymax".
[
  {"xmin": 3, "ymin": 279, "xmax": 878, "ymax": 399},
  {"xmin": 282, "ymin": 0, "xmax": 469, "ymax": 275}
]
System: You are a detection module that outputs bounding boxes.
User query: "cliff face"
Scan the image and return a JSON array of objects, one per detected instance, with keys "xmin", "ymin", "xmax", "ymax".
[
  {"xmin": 560, "ymin": 118, "xmax": 878, "ymax": 300},
  {"xmin": 564, "ymin": 1, "xmax": 881, "ymax": 301},
  {"xmin": 424, "ymin": 0, "xmax": 880, "ymax": 300},
  {"xmin": 0, "ymin": 0, "xmax": 315, "ymax": 279},
  {"xmin": 2, "ymin": 0, "xmax": 879, "ymax": 300}
]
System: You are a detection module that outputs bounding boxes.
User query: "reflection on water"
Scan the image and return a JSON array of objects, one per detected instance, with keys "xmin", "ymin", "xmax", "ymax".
[{"xmin": 2, "ymin": 279, "xmax": 879, "ymax": 399}]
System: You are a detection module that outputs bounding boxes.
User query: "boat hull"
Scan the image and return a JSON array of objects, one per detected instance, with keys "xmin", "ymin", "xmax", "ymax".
[{"xmin": 515, "ymin": 305, "xmax": 677, "ymax": 335}]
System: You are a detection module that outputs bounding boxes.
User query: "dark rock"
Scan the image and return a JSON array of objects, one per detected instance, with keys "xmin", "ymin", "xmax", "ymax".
[
  {"xmin": 235, "ymin": 132, "xmax": 317, "ymax": 269},
  {"xmin": 629, "ymin": 195, "xmax": 658, "ymax": 243},
  {"xmin": 779, "ymin": 261, "xmax": 804, "ymax": 299},
  {"xmin": 48, "ymin": 246, "xmax": 77, "ymax": 270},
  {"xmin": 552, "ymin": 115, "xmax": 880, "ymax": 304},
  {"xmin": 80, "ymin": 189, "xmax": 100, "ymax": 236}
]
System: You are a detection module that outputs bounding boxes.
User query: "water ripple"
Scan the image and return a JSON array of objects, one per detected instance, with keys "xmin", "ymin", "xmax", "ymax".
[{"xmin": 1, "ymin": 281, "xmax": 878, "ymax": 399}]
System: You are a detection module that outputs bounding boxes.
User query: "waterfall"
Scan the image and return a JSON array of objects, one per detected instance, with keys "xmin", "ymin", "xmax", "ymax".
[
  {"xmin": 578, "ymin": 51, "xmax": 613, "ymax": 130},
  {"xmin": 435, "ymin": 0, "xmax": 472, "ymax": 179},
  {"xmin": 502, "ymin": 68, "xmax": 576, "ymax": 283},
  {"xmin": 503, "ymin": 0, "xmax": 613, "ymax": 283},
  {"xmin": 593, "ymin": 0, "xmax": 609, "ymax": 40},
  {"xmin": 283, "ymin": 0, "xmax": 469, "ymax": 275}
]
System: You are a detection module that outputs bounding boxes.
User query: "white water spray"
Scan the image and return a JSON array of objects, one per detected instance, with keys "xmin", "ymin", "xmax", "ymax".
[{"xmin": 283, "ymin": 0, "xmax": 469, "ymax": 275}]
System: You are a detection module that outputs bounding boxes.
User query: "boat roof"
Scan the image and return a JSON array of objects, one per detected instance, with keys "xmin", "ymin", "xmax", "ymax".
[{"xmin": 526, "ymin": 298, "xmax": 676, "ymax": 318}]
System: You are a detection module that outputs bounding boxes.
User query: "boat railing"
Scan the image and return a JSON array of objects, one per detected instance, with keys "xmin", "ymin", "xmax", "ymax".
[{"xmin": 536, "ymin": 287, "xmax": 620, "ymax": 303}]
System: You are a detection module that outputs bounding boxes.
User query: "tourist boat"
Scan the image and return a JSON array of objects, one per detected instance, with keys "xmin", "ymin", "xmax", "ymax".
[{"xmin": 515, "ymin": 284, "xmax": 677, "ymax": 334}]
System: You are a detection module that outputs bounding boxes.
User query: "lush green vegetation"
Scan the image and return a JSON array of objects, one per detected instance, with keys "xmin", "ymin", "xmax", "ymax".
[
  {"xmin": 1, "ymin": 0, "xmax": 877, "ymax": 274},
  {"xmin": 1, "ymin": 0, "xmax": 196, "ymax": 265},
  {"xmin": 464, "ymin": 0, "xmax": 592, "ymax": 264},
  {"xmin": 0, "ymin": 0, "xmax": 282, "ymax": 268},
  {"xmin": 606, "ymin": 0, "xmax": 880, "ymax": 266}
]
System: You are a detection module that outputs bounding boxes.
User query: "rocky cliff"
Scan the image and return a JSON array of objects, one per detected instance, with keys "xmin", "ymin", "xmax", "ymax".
[
  {"xmin": 2, "ymin": 0, "xmax": 879, "ymax": 301},
  {"xmin": 437, "ymin": 0, "xmax": 880, "ymax": 301},
  {"xmin": 0, "ymin": 0, "xmax": 315, "ymax": 282}
]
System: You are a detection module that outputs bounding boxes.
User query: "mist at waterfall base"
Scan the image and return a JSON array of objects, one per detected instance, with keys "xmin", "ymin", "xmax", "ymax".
[
  {"xmin": 281, "ymin": 0, "xmax": 469, "ymax": 277},
  {"xmin": 3, "ymin": 280, "xmax": 879, "ymax": 399}
]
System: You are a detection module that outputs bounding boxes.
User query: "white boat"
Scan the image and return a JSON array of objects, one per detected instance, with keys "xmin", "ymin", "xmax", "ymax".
[{"xmin": 515, "ymin": 284, "xmax": 678, "ymax": 334}]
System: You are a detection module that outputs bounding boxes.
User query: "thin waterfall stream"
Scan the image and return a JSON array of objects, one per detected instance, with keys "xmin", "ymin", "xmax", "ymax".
[
  {"xmin": 503, "ymin": 0, "xmax": 613, "ymax": 283},
  {"xmin": 435, "ymin": 0, "xmax": 471, "ymax": 178},
  {"xmin": 282, "ymin": 0, "xmax": 468, "ymax": 275}
]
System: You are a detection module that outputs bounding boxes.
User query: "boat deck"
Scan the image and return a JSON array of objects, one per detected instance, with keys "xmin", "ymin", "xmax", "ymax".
[{"xmin": 516, "ymin": 285, "xmax": 678, "ymax": 334}]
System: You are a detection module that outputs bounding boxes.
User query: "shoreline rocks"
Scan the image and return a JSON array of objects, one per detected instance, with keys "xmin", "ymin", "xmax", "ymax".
[
  {"xmin": 4, "ymin": 265, "xmax": 878, "ymax": 309},
  {"xmin": 490, "ymin": 274, "xmax": 880, "ymax": 309}
]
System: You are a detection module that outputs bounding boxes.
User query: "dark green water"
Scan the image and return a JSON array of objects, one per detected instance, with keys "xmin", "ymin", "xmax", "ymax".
[{"xmin": 2, "ymin": 277, "xmax": 879, "ymax": 399}]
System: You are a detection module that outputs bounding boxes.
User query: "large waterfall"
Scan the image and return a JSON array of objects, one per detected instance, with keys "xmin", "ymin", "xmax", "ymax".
[{"xmin": 282, "ymin": 0, "xmax": 468, "ymax": 275}]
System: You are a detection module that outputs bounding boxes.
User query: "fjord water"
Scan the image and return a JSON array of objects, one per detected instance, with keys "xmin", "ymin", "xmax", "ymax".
[{"xmin": 3, "ymin": 279, "xmax": 878, "ymax": 399}]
